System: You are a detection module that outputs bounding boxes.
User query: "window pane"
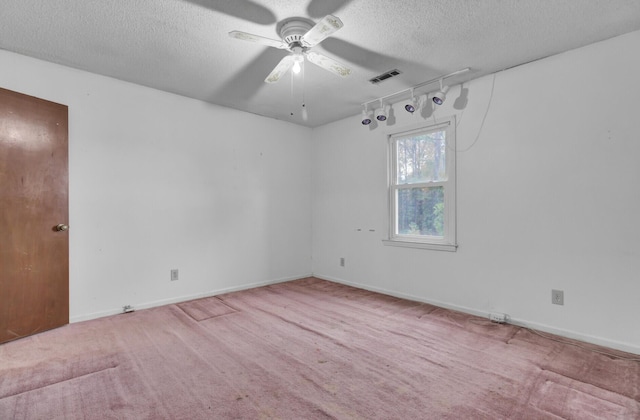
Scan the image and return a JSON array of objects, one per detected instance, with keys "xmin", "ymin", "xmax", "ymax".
[
  {"xmin": 396, "ymin": 131, "xmax": 446, "ymax": 184},
  {"xmin": 397, "ymin": 187, "xmax": 444, "ymax": 237}
]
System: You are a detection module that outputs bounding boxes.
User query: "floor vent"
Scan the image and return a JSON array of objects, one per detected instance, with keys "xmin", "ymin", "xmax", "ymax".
[{"xmin": 369, "ymin": 69, "xmax": 402, "ymax": 84}]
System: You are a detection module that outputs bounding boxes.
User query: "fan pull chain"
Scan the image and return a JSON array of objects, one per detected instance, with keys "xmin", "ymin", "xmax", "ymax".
[
  {"xmin": 301, "ymin": 59, "xmax": 308, "ymax": 121},
  {"xmin": 290, "ymin": 68, "xmax": 294, "ymax": 117}
]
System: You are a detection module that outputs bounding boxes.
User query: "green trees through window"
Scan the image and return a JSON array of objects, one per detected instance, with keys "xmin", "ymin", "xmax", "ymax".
[
  {"xmin": 397, "ymin": 187, "xmax": 444, "ymax": 236},
  {"xmin": 395, "ymin": 131, "xmax": 446, "ymax": 237},
  {"xmin": 387, "ymin": 118, "xmax": 456, "ymax": 250}
]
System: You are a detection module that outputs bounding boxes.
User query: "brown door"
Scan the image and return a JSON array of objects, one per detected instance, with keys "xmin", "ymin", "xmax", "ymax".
[{"xmin": 0, "ymin": 87, "xmax": 69, "ymax": 344}]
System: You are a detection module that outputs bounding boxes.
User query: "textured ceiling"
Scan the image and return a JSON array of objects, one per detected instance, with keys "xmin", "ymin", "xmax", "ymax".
[{"xmin": 1, "ymin": 1, "xmax": 640, "ymax": 127}]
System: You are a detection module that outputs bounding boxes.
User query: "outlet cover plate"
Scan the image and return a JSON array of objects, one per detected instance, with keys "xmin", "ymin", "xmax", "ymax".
[
  {"xmin": 489, "ymin": 312, "xmax": 507, "ymax": 323},
  {"xmin": 552, "ymin": 289, "xmax": 564, "ymax": 305}
]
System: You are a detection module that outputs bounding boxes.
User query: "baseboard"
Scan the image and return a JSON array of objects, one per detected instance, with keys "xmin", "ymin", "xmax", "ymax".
[
  {"xmin": 505, "ymin": 317, "xmax": 640, "ymax": 356},
  {"xmin": 69, "ymin": 273, "xmax": 311, "ymax": 323},
  {"xmin": 314, "ymin": 274, "xmax": 640, "ymax": 356}
]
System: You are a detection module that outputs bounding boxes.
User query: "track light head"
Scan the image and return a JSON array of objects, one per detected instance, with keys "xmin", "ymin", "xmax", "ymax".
[
  {"xmin": 432, "ymin": 83, "xmax": 449, "ymax": 106},
  {"xmin": 361, "ymin": 108, "xmax": 372, "ymax": 125},
  {"xmin": 361, "ymin": 105, "xmax": 373, "ymax": 125},
  {"xmin": 375, "ymin": 100, "xmax": 387, "ymax": 121},
  {"xmin": 405, "ymin": 89, "xmax": 418, "ymax": 113}
]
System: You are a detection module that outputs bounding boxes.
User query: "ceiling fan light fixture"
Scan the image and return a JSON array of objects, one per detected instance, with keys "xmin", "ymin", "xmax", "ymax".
[
  {"xmin": 230, "ymin": 15, "xmax": 351, "ymax": 84},
  {"xmin": 292, "ymin": 53, "xmax": 304, "ymax": 74}
]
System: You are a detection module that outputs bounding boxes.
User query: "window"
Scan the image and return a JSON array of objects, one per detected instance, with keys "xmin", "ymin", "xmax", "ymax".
[{"xmin": 384, "ymin": 117, "xmax": 457, "ymax": 251}]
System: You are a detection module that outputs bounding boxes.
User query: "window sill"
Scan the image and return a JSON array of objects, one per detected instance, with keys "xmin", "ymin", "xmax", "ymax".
[{"xmin": 382, "ymin": 239, "xmax": 458, "ymax": 252}]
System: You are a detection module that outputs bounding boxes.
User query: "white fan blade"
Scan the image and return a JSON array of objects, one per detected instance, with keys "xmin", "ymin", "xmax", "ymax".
[
  {"xmin": 301, "ymin": 15, "xmax": 343, "ymax": 47},
  {"xmin": 228, "ymin": 31, "xmax": 287, "ymax": 49},
  {"xmin": 306, "ymin": 51, "xmax": 351, "ymax": 78},
  {"xmin": 265, "ymin": 55, "xmax": 295, "ymax": 83}
]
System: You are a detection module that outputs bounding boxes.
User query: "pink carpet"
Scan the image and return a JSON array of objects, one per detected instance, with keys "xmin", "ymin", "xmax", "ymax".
[{"xmin": 1, "ymin": 277, "xmax": 638, "ymax": 419}]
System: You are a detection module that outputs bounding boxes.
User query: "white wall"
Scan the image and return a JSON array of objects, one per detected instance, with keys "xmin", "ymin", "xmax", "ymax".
[
  {"xmin": 0, "ymin": 50, "xmax": 312, "ymax": 322},
  {"xmin": 3, "ymin": 29, "xmax": 640, "ymax": 354},
  {"xmin": 311, "ymin": 30, "xmax": 640, "ymax": 354}
]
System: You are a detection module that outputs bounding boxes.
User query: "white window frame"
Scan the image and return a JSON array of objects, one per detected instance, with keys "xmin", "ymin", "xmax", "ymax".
[{"xmin": 383, "ymin": 116, "xmax": 457, "ymax": 252}]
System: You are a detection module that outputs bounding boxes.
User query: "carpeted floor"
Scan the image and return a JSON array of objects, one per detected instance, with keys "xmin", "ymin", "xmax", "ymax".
[{"xmin": 1, "ymin": 277, "xmax": 638, "ymax": 419}]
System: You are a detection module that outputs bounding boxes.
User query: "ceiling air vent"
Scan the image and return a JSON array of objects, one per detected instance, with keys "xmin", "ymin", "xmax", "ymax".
[{"xmin": 369, "ymin": 69, "xmax": 402, "ymax": 84}]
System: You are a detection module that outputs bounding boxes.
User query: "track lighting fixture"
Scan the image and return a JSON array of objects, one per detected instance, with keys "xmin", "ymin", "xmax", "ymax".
[
  {"xmin": 404, "ymin": 101, "xmax": 416, "ymax": 113},
  {"xmin": 376, "ymin": 100, "xmax": 387, "ymax": 122},
  {"xmin": 361, "ymin": 106, "xmax": 372, "ymax": 125},
  {"xmin": 432, "ymin": 79, "xmax": 449, "ymax": 106},
  {"xmin": 404, "ymin": 89, "xmax": 418, "ymax": 113},
  {"xmin": 358, "ymin": 67, "xmax": 470, "ymax": 126}
]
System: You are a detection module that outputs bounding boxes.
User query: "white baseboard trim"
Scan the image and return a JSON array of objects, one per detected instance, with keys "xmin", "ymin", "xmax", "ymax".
[
  {"xmin": 313, "ymin": 274, "xmax": 640, "ymax": 356},
  {"xmin": 69, "ymin": 273, "xmax": 311, "ymax": 323}
]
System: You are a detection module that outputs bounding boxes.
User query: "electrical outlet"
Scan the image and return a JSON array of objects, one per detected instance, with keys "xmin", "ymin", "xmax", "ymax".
[
  {"xmin": 552, "ymin": 289, "xmax": 564, "ymax": 305},
  {"xmin": 489, "ymin": 312, "xmax": 507, "ymax": 323},
  {"xmin": 340, "ymin": 257, "xmax": 345, "ymax": 267},
  {"xmin": 171, "ymin": 269, "xmax": 179, "ymax": 281}
]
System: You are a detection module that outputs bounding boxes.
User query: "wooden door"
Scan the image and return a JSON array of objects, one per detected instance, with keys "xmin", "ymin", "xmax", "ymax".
[{"xmin": 0, "ymin": 87, "xmax": 69, "ymax": 344}]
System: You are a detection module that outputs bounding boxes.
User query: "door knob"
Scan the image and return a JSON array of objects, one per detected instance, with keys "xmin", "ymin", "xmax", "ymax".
[{"xmin": 55, "ymin": 224, "xmax": 69, "ymax": 231}]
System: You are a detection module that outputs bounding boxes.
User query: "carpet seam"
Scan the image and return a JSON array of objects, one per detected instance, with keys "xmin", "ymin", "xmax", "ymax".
[{"xmin": 1, "ymin": 364, "xmax": 119, "ymax": 399}]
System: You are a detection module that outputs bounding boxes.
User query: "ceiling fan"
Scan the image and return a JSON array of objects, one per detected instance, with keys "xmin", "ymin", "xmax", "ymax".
[{"xmin": 229, "ymin": 15, "xmax": 352, "ymax": 83}]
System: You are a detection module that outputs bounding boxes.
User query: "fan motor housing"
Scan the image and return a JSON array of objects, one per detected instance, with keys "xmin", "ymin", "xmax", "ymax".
[{"xmin": 279, "ymin": 19, "xmax": 313, "ymax": 45}]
